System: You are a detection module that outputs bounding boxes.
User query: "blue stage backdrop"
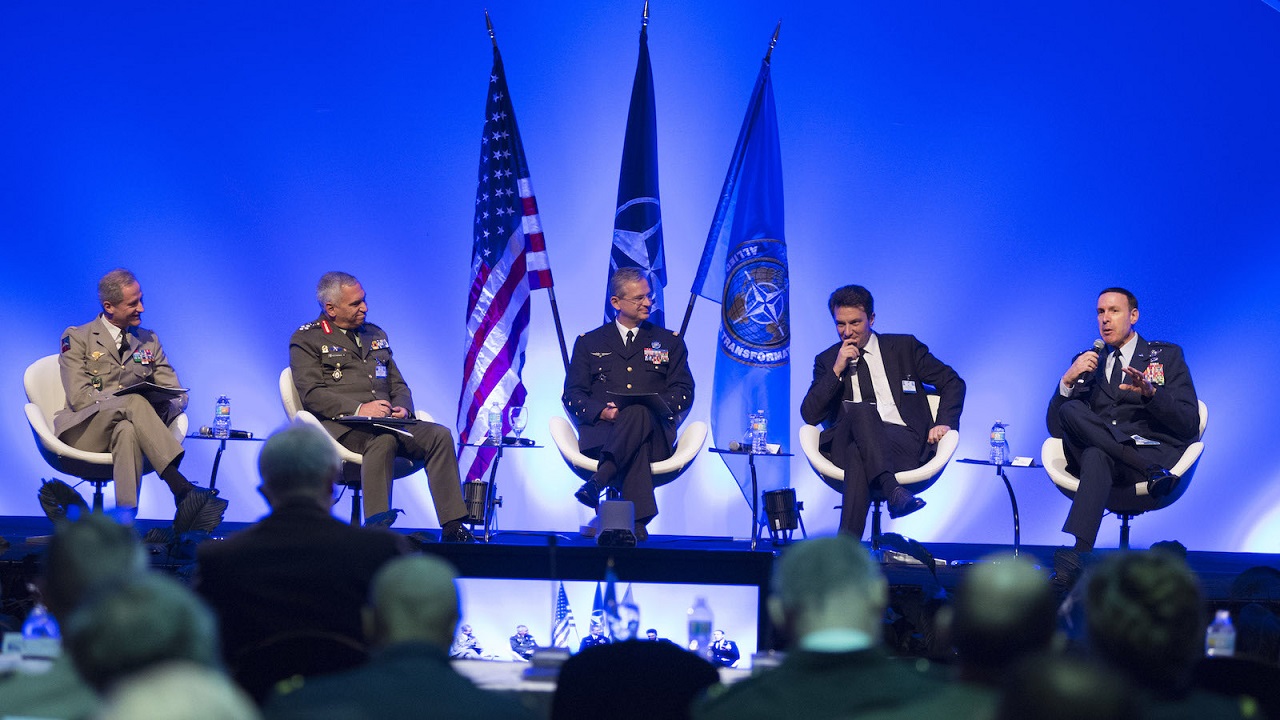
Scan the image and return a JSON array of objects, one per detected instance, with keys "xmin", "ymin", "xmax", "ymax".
[{"xmin": 2, "ymin": 1, "xmax": 1278, "ymax": 552}]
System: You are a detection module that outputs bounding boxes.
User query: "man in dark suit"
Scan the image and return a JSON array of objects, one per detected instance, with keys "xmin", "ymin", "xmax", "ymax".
[
  {"xmin": 263, "ymin": 554, "xmax": 536, "ymax": 720},
  {"xmin": 800, "ymin": 285, "xmax": 965, "ymax": 539},
  {"xmin": 195, "ymin": 423, "xmax": 409, "ymax": 689},
  {"xmin": 1048, "ymin": 288, "xmax": 1200, "ymax": 559},
  {"xmin": 562, "ymin": 267, "xmax": 694, "ymax": 539},
  {"xmin": 693, "ymin": 536, "xmax": 943, "ymax": 720},
  {"xmin": 289, "ymin": 271, "xmax": 472, "ymax": 541},
  {"xmin": 55, "ymin": 268, "xmax": 223, "ymax": 520}
]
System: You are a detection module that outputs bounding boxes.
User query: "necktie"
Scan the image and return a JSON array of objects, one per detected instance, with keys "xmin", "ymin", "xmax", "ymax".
[
  {"xmin": 119, "ymin": 331, "xmax": 130, "ymax": 361},
  {"xmin": 1109, "ymin": 350, "xmax": 1125, "ymax": 389},
  {"xmin": 855, "ymin": 351, "xmax": 877, "ymax": 403},
  {"xmin": 625, "ymin": 330, "xmax": 635, "ymax": 348}
]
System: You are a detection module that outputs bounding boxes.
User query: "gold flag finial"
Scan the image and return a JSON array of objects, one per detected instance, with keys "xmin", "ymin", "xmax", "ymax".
[
  {"xmin": 764, "ymin": 20, "xmax": 781, "ymax": 63},
  {"xmin": 642, "ymin": 0, "xmax": 649, "ymax": 29},
  {"xmin": 484, "ymin": 10, "xmax": 497, "ymax": 49}
]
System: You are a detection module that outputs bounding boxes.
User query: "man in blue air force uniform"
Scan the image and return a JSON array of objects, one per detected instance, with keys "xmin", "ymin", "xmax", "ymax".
[
  {"xmin": 289, "ymin": 271, "xmax": 472, "ymax": 541},
  {"xmin": 562, "ymin": 268, "xmax": 695, "ymax": 539},
  {"xmin": 1047, "ymin": 287, "xmax": 1199, "ymax": 566}
]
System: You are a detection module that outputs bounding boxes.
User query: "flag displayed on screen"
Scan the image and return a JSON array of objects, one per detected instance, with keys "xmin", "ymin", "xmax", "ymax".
[
  {"xmin": 552, "ymin": 581, "xmax": 577, "ymax": 648},
  {"xmin": 603, "ymin": 24, "xmax": 667, "ymax": 327},
  {"xmin": 693, "ymin": 58, "xmax": 789, "ymax": 516},
  {"xmin": 457, "ymin": 45, "xmax": 554, "ymax": 483}
]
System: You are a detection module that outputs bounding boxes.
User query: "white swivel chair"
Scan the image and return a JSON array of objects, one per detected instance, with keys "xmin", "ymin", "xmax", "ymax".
[
  {"xmin": 278, "ymin": 367, "xmax": 432, "ymax": 525},
  {"xmin": 24, "ymin": 354, "xmax": 189, "ymax": 511},
  {"xmin": 548, "ymin": 415, "xmax": 708, "ymax": 512},
  {"xmin": 798, "ymin": 394, "xmax": 959, "ymax": 548},
  {"xmin": 1041, "ymin": 400, "xmax": 1207, "ymax": 549}
]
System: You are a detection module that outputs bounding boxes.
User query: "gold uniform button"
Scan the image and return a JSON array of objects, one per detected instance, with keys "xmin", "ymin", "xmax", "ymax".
[
  {"xmin": 626, "ymin": 384, "xmax": 633, "ymax": 389},
  {"xmin": 627, "ymin": 367, "xmax": 633, "ymax": 372}
]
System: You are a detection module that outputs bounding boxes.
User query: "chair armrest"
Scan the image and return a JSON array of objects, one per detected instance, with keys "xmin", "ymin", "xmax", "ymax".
[
  {"xmin": 799, "ymin": 424, "xmax": 843, "ymax": 482},
  {"xmin": 651, "ymin": 421, "xmax": 707, "ymax": 475},
  {"xmin": 1040, "ymin": 437, "xmax": 1078, "ymax": 493},
  {"xmin": 294, "ymin": 410, "xmax": 364, "ymax": 465},
  {"xmin": 548, "ymin": 416, "xmax": 598, "ymax": 473},
  {"xmin": 896, "ymin": 429, "xmax": 959, "ymax": 486},
  {"xmin": 25, "ymin": 402, "xmax": 114, "ymax": 464}
]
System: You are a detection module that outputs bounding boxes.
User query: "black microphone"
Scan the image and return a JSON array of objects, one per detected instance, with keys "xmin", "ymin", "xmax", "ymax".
[
  {"xmin": 1075, "ymin": 339, "xmax": 1105, "ymax": 385},
  {"xmin": 199, "ymin": 426, "xmax": 254, "ymax": 439}
]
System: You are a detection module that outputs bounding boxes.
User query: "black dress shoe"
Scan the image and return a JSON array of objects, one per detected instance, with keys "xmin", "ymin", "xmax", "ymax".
[
  {"xmin": 574, "ymin": 480, "xmax": 601, "ymax": 509},
  {"xmin": 886, "ymin": 487, "xmax": 926, "ymax": 519},
  {"xmin": 442, "ymin": 522, "xmax": 476, "ymax": 543},
  {"xmin": 1050, "ymin": 547, "xmax": 1088, "ymax": 595},
  {"xmin": 1145, "ymin": 465, "xmax": 1179, "ymax": 498}
]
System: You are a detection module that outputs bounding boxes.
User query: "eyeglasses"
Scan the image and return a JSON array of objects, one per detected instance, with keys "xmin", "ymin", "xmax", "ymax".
[{"xmin": 617, "ymin": 293, "xmax": 656, "ymax": 306}]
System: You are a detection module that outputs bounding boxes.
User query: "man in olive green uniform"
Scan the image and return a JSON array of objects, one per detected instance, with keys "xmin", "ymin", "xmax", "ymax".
[{"xmin": 289, "ymin": 271, "xmax": 472, "ymax": 541}]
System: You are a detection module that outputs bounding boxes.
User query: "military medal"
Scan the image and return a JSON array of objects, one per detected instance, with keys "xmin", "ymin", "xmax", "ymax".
[{"xmin": 332, "ymin": 364, "xmax": 343, "ymax": 381}]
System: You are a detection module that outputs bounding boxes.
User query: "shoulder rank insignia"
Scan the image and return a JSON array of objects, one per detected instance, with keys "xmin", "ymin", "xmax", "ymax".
[{"xmin": 297, "ymin": 322, "xmax": 316, "ymax": 331}]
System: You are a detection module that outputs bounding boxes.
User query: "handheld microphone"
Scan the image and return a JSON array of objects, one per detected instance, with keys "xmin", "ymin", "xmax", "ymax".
[
  {"xmin": 199, "ymin": 426, "xmax": 254, "ymax": 439},
  {"xmin": 1075, "ymin": 339, "xmax": 1106, "ymax": 385}
]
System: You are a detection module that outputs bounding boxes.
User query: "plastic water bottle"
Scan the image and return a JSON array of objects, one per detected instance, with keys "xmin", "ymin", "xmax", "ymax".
[
  {"xmin": 989, "ymin": 421, "xmax": 1009, "ymax": 466},
  {"xmin": 1205, "ymin": 609, "xmax": 1236, "ymax": 657},
  {"xmin": 687, "ymin": 596, "xmax": 713, "ymax": 660},
  {"xmin": 486, "ymin": 402, "xmax": 503, "ymax": 445},
  {"xmin": 749, "ymin": 410, "xmax": 768, "ymax": 454},
  {"xmin": 213, "ymin": 395, "xmax": 231, "ymax": 440}
]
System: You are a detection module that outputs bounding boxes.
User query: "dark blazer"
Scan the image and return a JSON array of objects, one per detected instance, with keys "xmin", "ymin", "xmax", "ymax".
[
  {"xmin": 562, "ymin": 321, "xmax": 694, "ymax": 453},
  {"xmin": 693, "ymin": 648, "xmax": 943, "ymax": 720},
  {"xmin": 289, "ymin": 316, "xmax": 413, "ymax": 436},
  {"xmin": 195, "ymin": 500, "xmax": 408, "ymax": 666},
  {"xmin": 1046, "ymin": 336, "xmax": 1199, "ymax": 449},
  {"xmin": 263, "ymin": 642, "xmax": 537, "ymax": 720},
  {"xmin": 800, "ymin": 333, "xmax": 965, "ymax": 454}
]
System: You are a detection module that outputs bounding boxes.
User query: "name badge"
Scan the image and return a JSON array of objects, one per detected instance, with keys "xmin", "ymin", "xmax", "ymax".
[
  {"xmin": 901, "ymin": 380, "xmax": 917, "ymax": 394},
  {"xmin": 375, "ymin": 362, "xmax": 388, "ymax": 379}
]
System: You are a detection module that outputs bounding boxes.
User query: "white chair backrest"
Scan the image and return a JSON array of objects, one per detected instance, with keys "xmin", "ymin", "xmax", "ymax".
[
  {"xmin": 279, "ymin": 367, "xmax": 302, "ymax": 419},
  {"xmin": 1196, "ymin": 400, "xmax": 1208, "ymax": 440},
  {"xmin": 24, "ymin": 355, "xmax": 67, "ymax": 425}
]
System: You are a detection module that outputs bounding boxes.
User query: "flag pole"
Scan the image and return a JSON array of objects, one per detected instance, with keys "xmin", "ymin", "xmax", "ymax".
[
  {"xmin": 679, "ymin": 21, "xmax": 781, "ymax": 339},
  {"xmin": 642, "ymin": 0, "xmax": 649, "ymax": 29},
  {"xmin": 485, "ymin": 10, "xmax": 571, "ymax": 370}
]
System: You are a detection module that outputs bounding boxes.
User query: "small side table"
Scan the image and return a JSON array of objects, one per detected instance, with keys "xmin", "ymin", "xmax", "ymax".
[
  {"xmin": 184, "ymin": 433, "xmax": 265, "ymax": 490},
  {"xmin": 709, "ymin": 447, "xmax": 794, "ymax": 551},
  {"xmin": 956, "ymin": 458, "xmax": 1043, "ymax": 556},
  {"xmin": 459, "ymin": 440, "xmax": 541, "ymax": 542}
]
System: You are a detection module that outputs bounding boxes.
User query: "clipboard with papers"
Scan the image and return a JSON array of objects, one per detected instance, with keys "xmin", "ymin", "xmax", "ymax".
[
  {"xmin": 606, "ymin": 390, "xmax": 672, "ymax": 417},
  {"xmin": 114, "ymin": 381, "xmax": 188, "ymax": 399}
]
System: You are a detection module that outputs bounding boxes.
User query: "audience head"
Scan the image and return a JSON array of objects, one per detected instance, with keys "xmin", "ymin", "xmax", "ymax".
[
  {"xmin": 1235, "ymin": 603, "xmax": 1280, "ymax": 665},
  {"xmin": 551, "ymin": 639, "xmax": 719, "ymax": 720},
  {"xmin": 363, "ymin": 554, "xmax": 459, "ymax": 650},
  {"xmin": 944, "ymin": 553, "xmax": 1059, "ymax": 683},
  {"xmin": 1084, "ymin": 550, "xmax": 1204, "ymax": 692},
  {"xmin": 646, "ymin": 629, "xmax": 658, "ymax": 640},
  {"xmin": 64, "ymin": 573, "xmax": 219, "ymax": 693},
  {"xmin": 42, "ymin": 512, "xmax": 146, "ymax": 621},
  {"xmin": 98, "ymin": 661, "xmax": 260, "ymax": 720},
  {"xmin": 768, "ymin": 535, "xmax": 887, "ymax": 643},
  {"xmin": 258, "ymin": 422, "xmax": 340, "ymax": 508},
  {"xmin": 996, "ymin": 653, "xmax": 1137, "ymax": 720}
]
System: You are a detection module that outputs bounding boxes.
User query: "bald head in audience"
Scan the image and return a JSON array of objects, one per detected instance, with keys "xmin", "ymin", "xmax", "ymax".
[
  {"xmin": 257, "ymin": 422, "xmax": 341, "ymax": 510},
  {"xmin": 363, "ymin": 554, "xmax": 460, "ymax": 650},
  {"xmin": 769, "ymin": 534, "xmax": 888, "ymax": 642},
  {"xmin": 943, "ymin": 553, "xmax": 1059, "ymax": 685}
]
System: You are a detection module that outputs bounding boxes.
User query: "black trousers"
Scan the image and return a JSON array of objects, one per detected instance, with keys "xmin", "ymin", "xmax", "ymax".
[
  {"xmin": 1056, "ymin": 399, "xmax": 1183, "ymax": 547},
  {"xmin": 827, "ymin": 402, "xmax": 925, "ymax": 539},
  {"xmin": 584, "ymin": 405, "xmax": 672, "ymax": 522}
]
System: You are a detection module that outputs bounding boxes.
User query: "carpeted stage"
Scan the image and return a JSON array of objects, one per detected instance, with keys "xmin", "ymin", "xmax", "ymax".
[{"xmin": 3, "ymin": 515, "xmax": 1277, "ymax": 657}]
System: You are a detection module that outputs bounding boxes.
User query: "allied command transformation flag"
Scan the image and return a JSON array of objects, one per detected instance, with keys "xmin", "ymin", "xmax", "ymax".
[
  {"xmin": 457, "ymin": 44, "xmax": 554, "ymax": 483},
  {"xmin": 602, "ymin": 22, "xmax": 668, "ymax": 327},
  {"xmin": 692, "ymin": 53, "xmax": 788, "ymax": 518}
]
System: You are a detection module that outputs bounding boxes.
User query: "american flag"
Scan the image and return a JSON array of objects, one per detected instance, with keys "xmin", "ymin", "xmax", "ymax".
[
  {"xmin": 552, "ymin": 581, "xmax": 577, "ymax": 648},
  {"xmin": 457, "ymin": 46, "xmax": 553, "ymax": 482}
]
